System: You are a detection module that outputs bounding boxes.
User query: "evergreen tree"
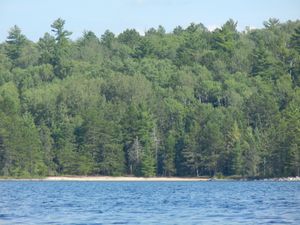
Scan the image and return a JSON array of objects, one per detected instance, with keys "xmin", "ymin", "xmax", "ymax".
[
  {"xmin": 50, "ymin": 18, "xmax": 72, "ymax": 78},
  {"xmin": 163, "ymin": 131, "xmax": 176, "ymax": 176},
  {"xmin": 0, "ymin": 18, "xmax": 299, "ymax": 178},
  {"xmin": 290, "ymin": 25, "xmax": 300, "ymax": 54},
  {"xmin": 5, "ymin": 25, "xmax": 28, "ymax": 66}
]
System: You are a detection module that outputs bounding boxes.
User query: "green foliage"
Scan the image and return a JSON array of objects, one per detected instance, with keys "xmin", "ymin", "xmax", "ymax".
[
  {"xmin": 212, "ymin": 19, "xmax": 238, "ymax": 54},
  {"xmin": 38, "ymin": 33, "xmax": 56, "ymax": 65},
  {"xmin": 290, "ymin": 25, "xmax": 300, "ymax": 56},
  {"xmin": 163, "ymin": 131, "xmax": 176, "ymax": 176},
  {"xmin": 0, "ymin": 113, "xmax": 47, "ymax": 176},
  {"xmin": 5, "ymin": 25, "xmax": 28, "ymax": 65},
  {"xmin": 101, "ymin": 30, "xmax": 115, "ymax": 49},
  {"xmin": 76, "ymin": 31, "xmax": 103, "ymax": 63},
  {"xmin": 263, "ymin": 18, "xmax": 280, "ymax": 30},
  {"xmin": 118, "ymin": 29, "xmax": 141, "ymax": 48},
  {"xmin": 0, "ymin": 82, "xmax": 20, "ymax": 115},
  {"xmin": 0, "ymin": 18, "xmax": 299, "ymax": 178},
  {"xmin": 50, "ymin": 18, "xmax": 73, "ymax": 78}
]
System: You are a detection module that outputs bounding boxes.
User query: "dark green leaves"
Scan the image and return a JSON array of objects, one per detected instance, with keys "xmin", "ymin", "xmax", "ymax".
[{"xmin": 0, "ymin": 18, "xmax": 299, "ymax": 178}]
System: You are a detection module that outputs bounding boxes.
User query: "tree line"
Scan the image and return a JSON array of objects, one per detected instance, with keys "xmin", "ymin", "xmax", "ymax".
[{"xmin": 0, "ymin": 18, "xmax": 299, "ymax": 177}]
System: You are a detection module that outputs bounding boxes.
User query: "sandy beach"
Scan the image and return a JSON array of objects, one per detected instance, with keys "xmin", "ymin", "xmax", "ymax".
[
  {"xmin": 2, "ymin": 176, "xmax": 300, "ymax": 181},
  {"xmin": 44, "ymin": 176, "xmax": 209, "ymax": 181},
  {"xmin": 0, "ymin": 176, "xmax": 209, "ymax": 181}
]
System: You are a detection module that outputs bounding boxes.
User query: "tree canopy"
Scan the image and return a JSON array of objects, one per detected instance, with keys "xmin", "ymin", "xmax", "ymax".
[{"xmin": 0, "ymin": 18, "xmax": 299, "ymax": 178}]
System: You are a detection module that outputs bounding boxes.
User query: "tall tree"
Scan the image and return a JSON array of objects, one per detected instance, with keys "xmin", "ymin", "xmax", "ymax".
[
  {"xmin": 212, "ymin": 19, "xmax": 238, "ymax": 54},
  {"xmin": 5, "ymin": 25, "xmax": 28, "ymax": 66},
  {"xmin": 290, "ymin": 25, "xmax": 300, "ymax": 54},
  {"xmin": 38, "ymin": 32, "xmax": 56, "ymax": 65},
  {"xmin": 51, "ymin": 18, "xmax": 72, "ymax": 78},
  {"xmin": 163, "ymin": 131, "xmax": 176, "ymax": 176}
]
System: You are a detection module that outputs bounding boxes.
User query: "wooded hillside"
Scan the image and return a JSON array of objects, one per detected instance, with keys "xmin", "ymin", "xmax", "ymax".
[{"xmin": 0, "ymin": 18, "xmax": 299, "ymax": 177}]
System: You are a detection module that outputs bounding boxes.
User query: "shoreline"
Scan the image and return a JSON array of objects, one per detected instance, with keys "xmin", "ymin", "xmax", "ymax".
[
  {"xmin": 1, "ymin": 176, "xmax": 299, "ymax": 182},
  {"xmin": 0, "ymin": 176, "xmax": 210, "ymax": 182}
]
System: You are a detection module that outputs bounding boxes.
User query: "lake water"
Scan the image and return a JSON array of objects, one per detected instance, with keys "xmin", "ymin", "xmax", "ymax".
[{"xmin": 0, "ymin": 181, "xmax": 299, "ymax": 224}]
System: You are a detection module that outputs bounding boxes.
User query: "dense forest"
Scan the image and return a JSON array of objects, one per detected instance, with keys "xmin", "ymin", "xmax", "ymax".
[{"xmin": 0, "ymin": 18, "xmax": 299, "ymax": 178}]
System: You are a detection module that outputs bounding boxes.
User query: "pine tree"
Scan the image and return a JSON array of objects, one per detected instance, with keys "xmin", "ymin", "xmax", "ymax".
[
  {"xmin": 141, "ymin": 144, "xmax": 156, "ymax": 177},
  {"xmin": 163, "ymin": 131, "xmax": 176, "ymax": 176},
  {"xmin": 50, "ymin": 18, "xmax": 72, "ymax": 78},
  {"xmin": 5, "ymin": 25, "xmax": 27, "ymax": 65},
  {"xmin": 290, "ymin": 26, "xmax": 300, "ymax": 54},
  {"xmin": 182, "ymin": 124, "xmax": 202, "ymax": 176},
  {"xmin": 128, "ymin": 136, "xmax": 142, "ymax": 175}
]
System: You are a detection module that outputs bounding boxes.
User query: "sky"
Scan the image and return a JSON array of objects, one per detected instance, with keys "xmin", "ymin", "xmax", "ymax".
[{"xmin": 1, "ymin": 0, "xmax": 300, "ymax": 42}]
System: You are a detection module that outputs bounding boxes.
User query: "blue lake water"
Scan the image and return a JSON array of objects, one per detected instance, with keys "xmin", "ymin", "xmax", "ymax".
[{"xmin": 0, "ymin": 181, "xmax": 299, "ymax": 224}]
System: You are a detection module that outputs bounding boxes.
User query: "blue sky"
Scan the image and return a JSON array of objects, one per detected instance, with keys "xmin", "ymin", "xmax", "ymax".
[{"xmin": 1, "ymin": 0, "xmax": 299, "ymax": 42}]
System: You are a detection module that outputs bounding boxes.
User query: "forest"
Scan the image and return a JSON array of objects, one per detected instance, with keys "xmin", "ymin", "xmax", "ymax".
[{"xmin": 0, "ymin": 18, "xmax": 299, "ymax": 178}]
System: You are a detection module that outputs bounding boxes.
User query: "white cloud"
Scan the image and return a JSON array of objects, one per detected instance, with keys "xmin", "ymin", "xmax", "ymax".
[
  {"xmin": 207, "ymin": 24, "xmax": 220, "ymax": 31},
  {"xmin": 136, "ymin": 28, "xmax": 145, "ymax": 36},
  {"xmin": 243, "ymin": 25, "xmax": 257, "ymax": 33}
]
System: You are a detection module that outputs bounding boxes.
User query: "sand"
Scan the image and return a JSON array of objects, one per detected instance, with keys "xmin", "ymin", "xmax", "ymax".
[
  {"xmin": 2, "ymin": 176, "xmax": 299, "ymax": 181},
  {"xmin": 44, "ymin": 176, "xmax": 209, "ymax": 181},
  {"xmin": 0, "ymin": 176, "xmax": 209, "ymax": 181}
]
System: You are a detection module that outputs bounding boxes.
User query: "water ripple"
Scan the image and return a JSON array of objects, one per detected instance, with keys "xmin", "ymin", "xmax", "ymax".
[{"xmin": 0, "ymin": 181, "xmax": 299, "ymax": 224}]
